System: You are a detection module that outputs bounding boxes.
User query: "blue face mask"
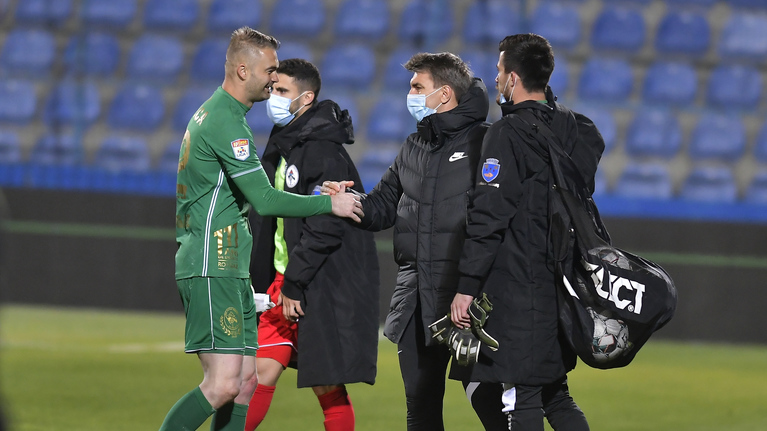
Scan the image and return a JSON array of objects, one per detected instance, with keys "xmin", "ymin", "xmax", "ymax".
[
  {"xmin": 406, "ymin": 87, "xmax": 444, "ymax": 122},
  {"xmin": 266, "ymin": 92, "xmax": 308, "ymax": 127}
]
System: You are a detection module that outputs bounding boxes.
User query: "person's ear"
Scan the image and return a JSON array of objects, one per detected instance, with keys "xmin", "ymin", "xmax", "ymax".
[
  {"xmin": 440, "ymin": 86, "xmax": 452, "ymax": 104},
  {"xmin": 237, "ymin": 63, "xmax": 248, "ymax": 81},
  {"xmin": 304, "ymin": 91, "xmax": 315, "ymax": 105}
]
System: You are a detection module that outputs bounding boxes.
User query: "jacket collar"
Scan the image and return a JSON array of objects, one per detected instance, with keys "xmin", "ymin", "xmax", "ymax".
[
  {"xmin": 416, "ymin": 78, "xmax": 489, "ymax": 147},
  {"xmin": 267, "ymin": 99, "xmax": 354, "ymax": 157}
]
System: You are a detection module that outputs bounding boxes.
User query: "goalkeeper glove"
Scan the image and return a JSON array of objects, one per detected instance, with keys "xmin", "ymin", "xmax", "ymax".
[
  {"xmin": 448, "ymin": 327, "xmax": 481, "ymax": 366},
  {"xmin": 252, "ymin": 286, "xmax": 276, "ymax": 313},
  {"xmin": 468, "ymin": 293, "xmax": 499, "ymax": 351}
]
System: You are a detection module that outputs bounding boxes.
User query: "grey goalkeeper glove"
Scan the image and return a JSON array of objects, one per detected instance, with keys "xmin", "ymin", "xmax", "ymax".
[
  {"xmin": 448, "ymin": 327, "xmax": 481, "ymax": 366},
  {"xmin": 468, "ymin": 293, "xmax": 499, "ymax": 352}
]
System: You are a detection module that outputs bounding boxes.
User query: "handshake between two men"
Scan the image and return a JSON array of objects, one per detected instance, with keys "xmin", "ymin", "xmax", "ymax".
[{"xmin": 428, "ymin": 293, "xmax": 499, "ymax": 366}]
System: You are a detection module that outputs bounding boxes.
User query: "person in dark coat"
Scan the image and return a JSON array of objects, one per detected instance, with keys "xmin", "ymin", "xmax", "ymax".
[
  {"xmin": 245, "ymin": 58, "xmax": 379, "ymax": 431},
  {"xmin": 451, "ymin": 34, "xmax": 604, "ymax": 430}
]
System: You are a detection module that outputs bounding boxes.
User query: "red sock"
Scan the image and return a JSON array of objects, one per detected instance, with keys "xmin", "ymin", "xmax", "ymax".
[
  {"xmin": 317, "ymin": 387, "xmax": 355, "ymax": 431},
  {"xmin": 245, "ymin": 384, "xmax": 276, "ymax": 431}
]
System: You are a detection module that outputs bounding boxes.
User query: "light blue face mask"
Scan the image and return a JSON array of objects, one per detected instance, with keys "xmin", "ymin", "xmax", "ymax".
[
  {"xmin": 406, "ymin": 87, "xmax": 444, "ymax": 122},
  {"xmin": 499, "ymin": 74, "xmax": 516, "ymax": 105},
  {"xmin": 266, "ymin": 92, "xmax": 308, "ymax": 127}
]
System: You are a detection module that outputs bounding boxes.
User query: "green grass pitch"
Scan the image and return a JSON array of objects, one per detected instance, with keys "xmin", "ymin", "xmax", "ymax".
[{"xmin": 1, "ymin": 305, "xmax": 766, "ymax": 430}]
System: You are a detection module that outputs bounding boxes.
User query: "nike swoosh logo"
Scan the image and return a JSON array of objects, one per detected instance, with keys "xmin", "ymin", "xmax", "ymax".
[{"xmin": 449, "ymin": 152, "xmax": 468, "ymax": 162}]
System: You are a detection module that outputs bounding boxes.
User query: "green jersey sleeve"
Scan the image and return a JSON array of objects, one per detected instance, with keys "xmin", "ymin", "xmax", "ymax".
[{"xmin": 232, "ymin": 168, "xmax": 332, "ymax": 217}]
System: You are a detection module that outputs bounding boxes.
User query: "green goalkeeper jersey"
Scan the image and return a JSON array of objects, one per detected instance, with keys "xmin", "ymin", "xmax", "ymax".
[{"xmin": 175, "ymin": 87, "xmax": 331, "ymax": 279}]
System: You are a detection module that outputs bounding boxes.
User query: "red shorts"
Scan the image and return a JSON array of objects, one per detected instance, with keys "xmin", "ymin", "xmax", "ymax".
[{"xmin": 256, "ymin": 272, "xmax": 298, "ymax": 367}]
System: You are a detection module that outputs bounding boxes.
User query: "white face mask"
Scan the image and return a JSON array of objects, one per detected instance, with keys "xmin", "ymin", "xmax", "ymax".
[
  {"xmin": 499, "ymin": 74, "xmax": 516, "ymax": 105},
  {"xmin": 266, "ymin": 92, "xmax": 308, "ymax": 126},
  {"xmin": 406, "ymin": 87, "xmax": 444, "ymax": 122}
]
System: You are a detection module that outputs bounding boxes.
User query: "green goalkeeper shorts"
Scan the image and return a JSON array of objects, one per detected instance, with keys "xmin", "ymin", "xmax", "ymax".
[{"xmin": 177, "ymin": 277, "xmax": 257, "ymax": 356}]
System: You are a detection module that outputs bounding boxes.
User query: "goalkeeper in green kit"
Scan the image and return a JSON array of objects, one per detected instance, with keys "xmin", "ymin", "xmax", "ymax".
[{"xmin": 159, "ymin": 27, "xmax": 363, "ymax": 431}]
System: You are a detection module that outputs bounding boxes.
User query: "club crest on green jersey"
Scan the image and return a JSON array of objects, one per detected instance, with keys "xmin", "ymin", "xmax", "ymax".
[{"xmin": 231, "ymin": 139, "xmax": 250, "ymax": 160}]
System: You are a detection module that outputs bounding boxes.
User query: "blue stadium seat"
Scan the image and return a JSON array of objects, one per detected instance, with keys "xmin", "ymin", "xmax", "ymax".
[
  {"xmin": 126, "ymin": 35, "xmax": 184, "ymax": 83},
  {"xmin": 459, "ymin": 50, "xmax": 497, "ymax": 95},
  {"xmin": 383, "ymin": 46, "xmax": 420, "ymax": 89},
  {"xmin": 190, "ymin": 38, "xmax": 228, "ymax": 83},
  {"xmin": 43, "ymin": 80, "xmax": 101, "ymax": 127},
  {"xmin": 158, "ymin": 141, "xmax": 181, "ymax": 173},
  {"xmin": 689, "ymin": 113, "xmax": 746, "ymax": 161},
  {"xmin": 245, "ymin": 103, "xmax": 275, "ymax": 137},
  {"xmin": 81, "ymin": 0, "xmax": 137, "ymax": 29},
  {"xmin": 366, "ymin": 94, "xmax": 415, "ymax": 144},
  {"xmin": 593, "ymin": 168, "xmax": 608, "ymax": 196},
  {"xmin": 400, "ymin": 0, "xmax": 455, "ymax": 48},
  {"xmin": 462, "ymin": 0, "xmax": 520, "ymax": 47},
  {"xmin": 549, "ymin": 56, "xmax": 570, "ymax": 98},
  {"xmin": 612, "ymin": 162, "xmax": 673, "ymax": 200},
  {"xmin": 578, "ymin": 57, "xmax": 633, "ymax": 102},
  {"xmin": 107, "ymin": 84, "xmax": 165, "ymax": 131},
  {"xmin": 530, "ymin": 2, "xmax": 581, "ymax": 50},
  {"xmin": 15, "ymin": 0, "xmax": 72, "ymax": 25},
  {"xmin": 321, "ymin": 44, "xmax": 376, "ymax": 89},
  {"xmin": 144, "ymin": 0, "xmax": 200, "ymax": 31},
  {"xmin": 34, "ymin": 132, "xmax": 83, "ymax": 165},
  {"xmin": 0, "ymin": 79, "xmax": 36, "ymax": 124},
  {"xmin": 63, "ymin": 32, "xmax": 120, "ymax": 77},
  {"xmin": 744, "ymin": 170, "xmax": 767, "ymax": 204},
  {"xmin": 665, "ymin": 0, "xmax": 716, "ymax": 6},
  {"xmin": 207, "ymin": 0, "xmax": 261, "ymax": 33},
  {"xmin": 706, "ymin": 64, "xmax": 762, "ymax": 110},
  {"xmin": 679, "ymin": 166, "xmax": 737, "ymax": 203},
  {"xmin": 625, "ymin": 108, "xmax": 682, "ymax": 158},
  {"xmin": 573, "ymin": 105, "xmax": 617, "ymax": 154},
  {"xmin": 753, "ymin": 121, "xmax": 767, "ymax": 162},
  {"xmin": 358, "ymin": 145, "xmax": 399, "ymax": 191},
  {"xmin": 270, "ymin": 0, "xmax": 325, "ymax": 38},
  {"xmin": 655, "ymin": 10, "xmax": 710, "ymax": 56},
  {"xmin": 0, "ymin": 29, "xmax": 56, "ymax": 77},
  {"xmin": 591, "ymin": 5, "xmax": 646, "ymax": 53},
  {"xmin": 173, "ymin": 87, "xmax": 213, "ymax": 132},
  {"xmin": 642, "ymin": 61, "xmax": 697, "ymax": 106},
  {"xmin": 729, "ymin": 0, "xmax": 767, "ymax": 9},
  {"xmin": 277, "ymin": 41, "xmax": 313, "ymax": 62},
  {"xmin": 335, "ymin": 0, "xmax": 390, "ymax": 41},
  {"xmin": 0, "ymin": 129, "xmax": 21, "ymax": 164},
  {"xmin": 93, "ymin": 135, "xmax": 151, "ymax": 172},
  {"xmin": 719, "ymin": 13, "xmax": 767, "ymax": 59}
]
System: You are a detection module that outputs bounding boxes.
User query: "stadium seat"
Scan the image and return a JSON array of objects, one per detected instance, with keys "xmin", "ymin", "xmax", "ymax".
[
  {"xmin": 612, "ymin": 162, "xmax": 673, "ymax": 200},
  {"xmin": 573, "ymin": 105, "xmax": 617, "ymax": 154},
  {"xmin": 665, "ymin": 0, "xmax": 716, "ymax": 6},
  {"xmin": 107, "ymin": 84, "xmax": 165, "ymax": 131},
  {"xmin": 277, "ymin": 41, "xmax": 313, "ymax": 62},
  {"xmin": 43, "ymin": 80, "xmax": 101, "ymax": 127},
  {"xmin": 335, "ymin": 0, "xmax": 390, "ymax": 41},
  {"xmin": 357, "ymin": 145, "xmax": 400, "ymax": 191},
  {"xmin": 706, "ymin": 64, "xmax": 762, "ymax": 110},
  {"xmin": 752, "ymin": 121, "xmax": 767, "ymax": 162},
  {"xmin": 459, "ymin": 49, "xmax": 497, "ymax": 95},
  {"xmin": 382, "ymin": 46, "xmax": 420, "ymax": 89},
  {"xmin": 462, "ymin": 0, "xmax": 521, "ymax": 47},
  {"xmin": 593, "ymin": 168, "xmax": 608, "ymax": 196},
  {"xmin": 93, "ymin": 135, "xmax": 151, "ymax": 172},
  {"xmin": 591, "ymin": 5, "xmax": 646, "ymax": 53},
  {"xmin": 81, "ymin": 0, "xmax": 137, "ymax": 28},
  {"xmin": 173, "ymin": 87, "xmax": 213, "ymax": 132},
  {"xmin": 0, "ymin": 79, "xmax": 36, "ymax": 124},
  {"xmin": 530, "ymin": 2, "xmax": 581, "ymax": 50},
  {"xmin": 719, "ymin": 13, "xmax": 767, "ymax": 59},
  {"xmin": 0, "ymin": 129, "xmax": 21, "ymax": 164},
  {"xmin": 578, "ymin": 57, "xmax": 633, "ymax": 102},
  {"xmin": 729, "ymin": 0, "xmax": 767, "ymax": 9},
  {"xmin": 0, "ymin": 29, "xmax": 56, "ymax": 77},
  {"xmin": 15, "ymin": 0, "xmax": 72, "ymax": 25},
  {"xmin": 158, "ymin": 141, "xmax": 181, "ymax": 173},
  {"xmin": 400, "ymin": 0, "xmax": 455, "ymax": 48},
  {"xmin": 549, "ymin": 56, "xmax": 570, "ymax": 98},
  {"xmin": 126, "ymin": 34, "xmax": 184, "ymax": 83},
  {"xmin": 245, "ymin": 103, "xmax": 275, "ymax": 137},
  {"xmin": 270, "ymin": 0, "xmax": 325, "ymax": 38},
  {"xmin": 366, "ymin": 94, "xmax": 415, "ymax": 144},
  {"xmin": 679, "ymin": 166, "xmax": 737, "ymax": 203},
  {"xmin": 63, "ymin": 32, "xmax": 120, "ymax": 77},
  {"xmin": 207, "ymin": 0, "xmax": 261, "ymax": 33},
  {"xmin": 321, "ymin": 44, "xmax": 376, "ymax": 89},
  {"xmin": 744, "ymin": 170, "xmax": 767, "ymax": 204},
  {"xmin": 655, "ymin": 10, "xmax": 710, "ymax": 57},
  {"xmin": 625, "ymin": 108, "xmax": 682, "ymax": 158},
  {"xmin": 190, "ymin": 38, "xmax": 228, "ymax": 83},
  {"xmin": 689, "ymin": 113, "xmax": 746, "ymax": 161},
  {"xmin": 144, "ymin": 0, "xmax": 200, "ymax": 31},
  {"xmin": 34, "ymin": 132, "xmax": 83, "ymax": 165},
  {"xmin": 642, "ymin": 61, "xmax": 697, "ymax": 106}
]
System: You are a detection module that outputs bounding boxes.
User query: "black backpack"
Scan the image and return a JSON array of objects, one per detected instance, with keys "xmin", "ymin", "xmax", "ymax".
[{"xmin": 513, "ymin": 108, "xmax": 678, "ymax": 369}]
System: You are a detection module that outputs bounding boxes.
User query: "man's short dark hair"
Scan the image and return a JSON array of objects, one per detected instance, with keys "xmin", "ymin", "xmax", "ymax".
[
  {"xmin": 276, "ymin": 58, "xmax": 322, "ymax": 100},
  {"xmin": 404, "ymin": 52, "xmax": 473, "ymax": 102},
  {"xmin": 226, "ymin": 26, "xmax": 280, "ymax": 63},
  {"xmin": 498, "ymin": 34, "xmax": 554, "ymax": 93}
]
